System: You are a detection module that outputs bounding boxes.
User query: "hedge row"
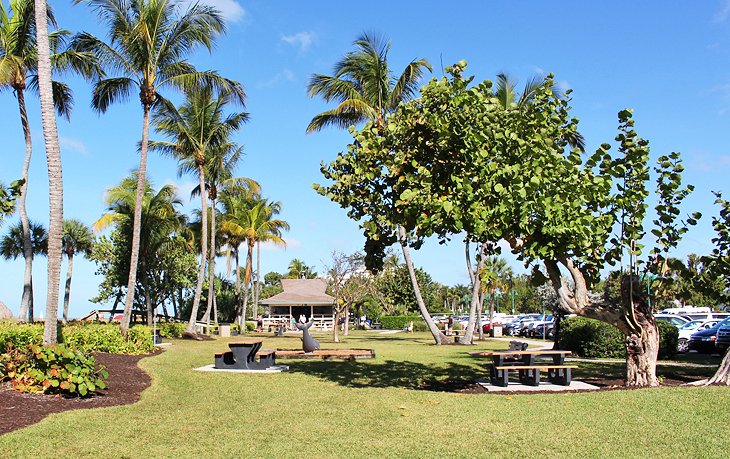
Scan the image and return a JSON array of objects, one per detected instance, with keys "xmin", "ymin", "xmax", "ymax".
[
  {"xmin": 0, "ymin": 321, "xmax": 154, "ymax": 355},
  {"xmin": 558, "ymin": 317, "xmax": 678, "ymax": 359},
  {"xmin": 379, "ymin": 315, "xmax": 424, "ymax": 330}
]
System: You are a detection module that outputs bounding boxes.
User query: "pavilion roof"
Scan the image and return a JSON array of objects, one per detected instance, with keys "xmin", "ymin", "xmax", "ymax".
[{"xmin": 259, "ymin": 279, "xmax": 335, "ymax": 305}]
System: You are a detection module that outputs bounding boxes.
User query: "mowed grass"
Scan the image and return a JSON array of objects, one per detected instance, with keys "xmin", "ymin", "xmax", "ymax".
[{"xmin": 1, "ymin": 331, "xmax": 729, "ymax": 458}]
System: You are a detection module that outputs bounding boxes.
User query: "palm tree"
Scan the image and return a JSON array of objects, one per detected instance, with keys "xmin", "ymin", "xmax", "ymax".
[
  {"xmin": 221, "ymin": 196, "xmax": 288, "ymax": 328},
  {"xmin": 149, "ymin": 85, "xmax": 250, "ymax": 333},
  {"xmin": 478, "ymin": 256, "xmax": 513, "ymax": 340},
  {"xmin": 95, "ymin": 174, "xmax": 186, "ymax": 325},
  {"xmin": 1, "ymin": 0, "xmax": 101, "ymax": 323},
  {"xmin": 1, "ymin": 219, "xmax": 47, "ymax": 259},
  {"xmin": 494, "ymin": 72, "xmax": 585, "ymax": 152},
  {"xmin": 306, "ymin": 32, "xmax": 431, "ymax": 133},
  {"xmin": 61, "ymin": 219, "xmax": 94, "ymax": 322},
  {"xmin": 74, "ymin": 0, "xmax": 245, "ymax": 335},
  {"xmin": 286, "ymin": 258, "xmax": 316, "ymax": 279},
  {"xmin": 197, "ymin": 148, "xmax": 259, "ymax": 327}
]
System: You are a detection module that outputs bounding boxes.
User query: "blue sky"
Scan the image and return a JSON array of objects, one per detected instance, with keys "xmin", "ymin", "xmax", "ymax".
[{"xmin": 2, "ymin": 0, "xmax": 730, "ymax": 319}]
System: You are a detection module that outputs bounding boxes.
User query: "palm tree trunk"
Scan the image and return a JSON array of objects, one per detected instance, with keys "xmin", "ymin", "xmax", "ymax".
[
  {"xmin": 203, "ymin": 196, "xmax": 217, "ymax": 325},
  {"xmin": 16, "ymin": 89, "xmax": 34, "ymax": 323},
  {"xmin": 344, "ymin": 303, "xmax": 350, "ymax": 336},
  {"xmin": 62, "ymin": 252, "xmax": 74, "ymax": 323},
  {"xmin": 397, "ymin": 226, "xmax": 448, "ymax": 345},
  {"xmin": 186, "ymin": 165, "xmax": 208, "ymax": 333},
  {"xmin": 120, "ymin": 103, "xmax": 152, "ymax": 336},
  {"xmin": 234, "ymin": 249, "xmax": 241, "ymax": 321},
  {"xmin": 34, "ymin": 0, "xmax": 63, "ymax": 345},
  {"xmin": 239, "ymin": 244, "xmax": 253, "ymax": 331},
  {"xmin": 477, "ymin": 292, "xmax": 484, "ymax": 341},
  {"xmin": 253, "ymin": 240, "xmax": 261, "ymax": 319},
  {"xmin": 142, "ymin": 270, "xmax": 153, "ymax": 325}
]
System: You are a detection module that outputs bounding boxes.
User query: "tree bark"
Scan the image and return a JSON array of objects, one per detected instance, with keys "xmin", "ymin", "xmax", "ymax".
[
  {"xmin": 462, "ymin": 243, "xmax": 485, "ymax": 345},
  {"xmin": 35, "ymin": 0, "xmax": 63, "ymax": 345},
  {"xmin": 254, "ymin": 240, "xmax": 261, "ymax": 319},
  {"xmin": 706, "ymin": 348, "xmax": 730, "ymax": 385},
  {"xmin": 344, "ymin": 303, "xmax": 350, "ymax": 336},
  {"xmin": 121, "ymin": 103, "xmax": 152, "ymax": 336},
  {"xmin": 186, "ymin": 165, "xmax": 208, "ymax": 333},
  {"xmin": 333, "ymin": 309, "xmax": 340, "ymax": 343},
  {"xmin": 397, "ymin": 226, "xmax": 449, "ymax": 345},
  {"xmin": 203, "ymin": 196, "xmax": 217, "ymax": 326},
  {"xmin": 16, "ymin": 89, "xmax": 34, "ymax": 323},
  {"xmin": 544, "ymin": 259, "xmax": 660, "ymax": 387},
  {"xmin": 234, "ymin": 249, "xmax": 241, "ymax": 322},
  {"xmin": 62, "ymin": 252, "xmax": 74, "ymax": 323}
]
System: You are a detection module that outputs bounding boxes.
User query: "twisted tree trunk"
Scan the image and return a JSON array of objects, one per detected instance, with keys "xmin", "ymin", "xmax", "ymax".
[
  {"xmin": 16, "ymin": 89, "xmax": 34, "ymax": 323},
  {"xmin": 544, "ymin": 258, "xmax": 659, "ymax": 387},
  {"xmin": 706, "ymin": 349, "xmax": 730, "ymax": 385},
  {"xmin": 35, "ymin": 0, "xmax": 63, "ymax": 344},
  {"xmin": 462, "ymin": 242, "xmax": 485, "ymax": 345}
]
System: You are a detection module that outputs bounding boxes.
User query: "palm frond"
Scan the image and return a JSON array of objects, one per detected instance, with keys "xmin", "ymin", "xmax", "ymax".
[{"xmin": 91, "ymin": 76, "xmax": 135, "ymax": 112}]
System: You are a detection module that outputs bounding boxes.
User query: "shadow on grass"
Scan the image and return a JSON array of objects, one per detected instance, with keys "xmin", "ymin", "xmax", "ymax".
[{"xmin": 288, "ymin": 359, "xmax": 485, "ymax": 392}]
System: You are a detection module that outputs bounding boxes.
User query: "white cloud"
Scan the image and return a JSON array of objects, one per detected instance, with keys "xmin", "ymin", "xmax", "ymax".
[
  {"xmin": 60, "ymin": 136, "xmax": 88, "ymax": 156},
  {"xmin": 162, "ymin": 179, "xmax": 197, "ymax": 203},
  {"xmin": 714, "ymin": 0, "xmax": 730, "ymax": 23},
  {"xmin": 281, "ymin": 31, "xmax": 316, "ymax": 52},
  {"xmin": 256, "ymin": 69, "xmax": 295, "ymax": 89},
  {"xmin": 185, "ymin": 0, "xmax": 246, "ymax": 23}
]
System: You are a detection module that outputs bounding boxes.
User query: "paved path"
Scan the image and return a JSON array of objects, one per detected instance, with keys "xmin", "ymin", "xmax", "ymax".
[{"xmin": 490, "ymin": 336, "xmax": 553, "ymax": 350}]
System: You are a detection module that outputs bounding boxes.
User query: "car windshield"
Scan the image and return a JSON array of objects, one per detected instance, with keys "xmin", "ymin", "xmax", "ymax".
[
  {"xmin": 716, "ymin": 317, "xmax": 730, "ymax": 328},
  {"xmin": 680, "ymin": 320, "xmax": 702, "ymax": 330}
]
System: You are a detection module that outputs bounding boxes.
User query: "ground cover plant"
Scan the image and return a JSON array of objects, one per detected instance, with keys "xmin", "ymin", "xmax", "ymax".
[{"xmin": 0, "ymin": 331, "xmax": 727, "ymax": 458}]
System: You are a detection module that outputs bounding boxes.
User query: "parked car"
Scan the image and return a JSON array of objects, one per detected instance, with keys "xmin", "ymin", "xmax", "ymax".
[
  {"xmin": 688, "ymin": 318, "xmax": 730, "ymax": 354},
  {"xmin": 528, "ymin": 315, "xmax": 554, "ymax": 337},
  {"xmin": 677, "ymin": 319, "xmax": 720, "ymax": 353},
  {"xmin": 655, "ymin": 314, "xmax": 691, "ymax": 328},
  {"xmin": 716, "ymin": 319, "xmax": 730, "ymax": 354}
]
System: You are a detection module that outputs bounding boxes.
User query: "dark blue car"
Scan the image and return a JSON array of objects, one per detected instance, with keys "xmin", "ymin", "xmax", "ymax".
[{"xmin": 688, "ymin": 317, "xmax": 730, "ymax": 354}]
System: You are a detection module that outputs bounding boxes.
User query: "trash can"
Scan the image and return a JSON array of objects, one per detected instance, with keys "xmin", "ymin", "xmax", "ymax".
[
  {"xmin": 220, "ymin": 324, "xmax": 231, "ymax": 338},
  {"xmin": 492, "ymin": 325, "xmax": 503, "ymax": 337}
]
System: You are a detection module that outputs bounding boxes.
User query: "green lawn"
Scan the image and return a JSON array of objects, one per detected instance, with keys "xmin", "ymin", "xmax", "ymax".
[{"xmin": 1, "ymin": 331, "xmax": 728, "ymax": 458}]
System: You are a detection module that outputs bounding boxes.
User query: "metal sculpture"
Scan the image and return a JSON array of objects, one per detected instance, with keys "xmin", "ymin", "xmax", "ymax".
[{"xmin": 295, "ymin": 318, "xmax": 320, "ymax": 353}]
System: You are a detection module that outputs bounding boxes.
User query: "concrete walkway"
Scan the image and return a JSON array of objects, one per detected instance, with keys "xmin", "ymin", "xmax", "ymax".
[{"xmin": 490, "ymin": 336, "xmax": 553, "ymax": 350}]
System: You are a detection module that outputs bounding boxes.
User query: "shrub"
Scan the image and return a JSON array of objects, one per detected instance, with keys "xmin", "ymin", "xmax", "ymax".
[
  {"xmin": 558, "ymin": 317, "xmax": 625, "ymax": 358},
  {"xmin": 559, "ymin": 316, "xmax": 680, "ymax": 360},
  {"xmin": 159, "ymin": 322, "xmax": 186, "ymax": 338},
  {"xmin": 61, "ymin": 323, "xmax": 153, "ymax": 354},
  {"xmin": 379, "ymin": 315, "xmax": 423, "ymax": 330},
  {"xmin": 0, "ymin": 344, "xmax": 107, "ymax": 397},
  {"xmin": 412, "ymin": 321, "xmax": 430, "ymax": 332},
  {"xmin": 0, "ymin": 322, "xmax": 43, "ymax": 353},
  {"xmin": 657, "ymin": 321, "xmax": 678, "ymax": 359},
  {"xmin": 245, "ymin": 321, "xmax": 256, "ymax": 332}
]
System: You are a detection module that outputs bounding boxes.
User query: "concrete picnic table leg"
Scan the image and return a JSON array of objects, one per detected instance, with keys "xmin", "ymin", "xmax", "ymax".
[
  {"xmin": 229, "ymin": 344, "xmax": 258, "ymax": 369},
  {"xmin": 490, "ymin": 355, "xmax": 509, "ymax": 387}
]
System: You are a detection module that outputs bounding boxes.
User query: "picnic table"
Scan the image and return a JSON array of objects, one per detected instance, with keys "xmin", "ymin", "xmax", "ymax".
[
  {"xmin": 214, "ymin": 339, "xmax": 277, "ymax": 370},
  {"xmin": 469, "ymin": 350, "xmax": 575, "ymax": 387}
]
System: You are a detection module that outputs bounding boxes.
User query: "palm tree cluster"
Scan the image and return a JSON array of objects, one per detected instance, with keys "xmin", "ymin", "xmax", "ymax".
[{"xmin": 1, "ymin": 0, "xmax": 287, "ymax": 342}]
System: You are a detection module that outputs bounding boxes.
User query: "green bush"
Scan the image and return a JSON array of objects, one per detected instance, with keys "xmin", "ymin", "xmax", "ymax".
[
  {"xmin": 412, "ymin": 321, "xmax": 430, "ymax": 332},
  {"xmin": 558, "ymin": 317, "xmax": 625, "ymax": 358},
  {"xmin": 159, "ymin": 322, "xmax": 186, "ymax": 338},
  {"xmin": 61, "ymin": 323, "xmax": 153, "ymax": 354},
  {"xmin": 0, "ymin": 344, "xmax": 107, "ymax": 397},
  {"xmin": 379, "ymin": 315, "xmax": 423, "ymax": 330},
  {"xmin": 245, "ymin": 321, "xmax": 256, "ymax": 332},
  {"xmin": 559, "ymin": 316, "xmax": 680, "ymax": 359},
  {"xmin": 657, "ymin": 321, "xmax": 678, "ymax": 359},
  {"xmin": 0, "ymin": 322, "xmax": 43, "ymax": 353}
]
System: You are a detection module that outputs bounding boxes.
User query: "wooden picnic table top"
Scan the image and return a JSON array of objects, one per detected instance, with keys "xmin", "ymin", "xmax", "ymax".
[
  {"xmin": 469, "ymin": 350, "xmax": 571, "ymax": 357},
  {"xmin": 228, "ymin": 339, "xmax": 263, "ymax": 346}
]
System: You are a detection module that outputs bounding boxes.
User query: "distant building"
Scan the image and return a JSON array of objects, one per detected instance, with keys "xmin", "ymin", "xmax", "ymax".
[{"xmin": 259, "ymin": 279, "xmax": 335, "ymax": 330}]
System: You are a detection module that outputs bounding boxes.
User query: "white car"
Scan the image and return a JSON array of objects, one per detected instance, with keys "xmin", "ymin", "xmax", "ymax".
[{"xmin": 677, "ymin": 319, "xmax": 720, "ymax": 353}]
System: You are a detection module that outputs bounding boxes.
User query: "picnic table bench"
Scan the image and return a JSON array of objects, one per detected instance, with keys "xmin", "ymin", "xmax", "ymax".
[
  {"xmin": 214, "ymin": 339, "xmax": 277, "ymax": 370},
  {"xmin": 470, "ymin": 349, "xmax": 576, "ymax": 387}
]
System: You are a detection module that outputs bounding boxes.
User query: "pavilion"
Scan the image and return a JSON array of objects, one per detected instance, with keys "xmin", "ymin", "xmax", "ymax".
[{"xmin": 259, "ymin": 279, "xmax": 336, "ymax": 330}]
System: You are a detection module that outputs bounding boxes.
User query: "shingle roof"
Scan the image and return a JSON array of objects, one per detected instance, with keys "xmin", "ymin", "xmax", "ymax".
[{"xmin": 259, "ymin": 279, "xmax": 335, "ymax": 305}]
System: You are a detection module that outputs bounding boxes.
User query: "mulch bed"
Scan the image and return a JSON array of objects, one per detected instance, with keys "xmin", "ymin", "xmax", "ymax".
[{"xmin": 0, "ymin": 351, "xmax": 159, "ymax": 435}]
